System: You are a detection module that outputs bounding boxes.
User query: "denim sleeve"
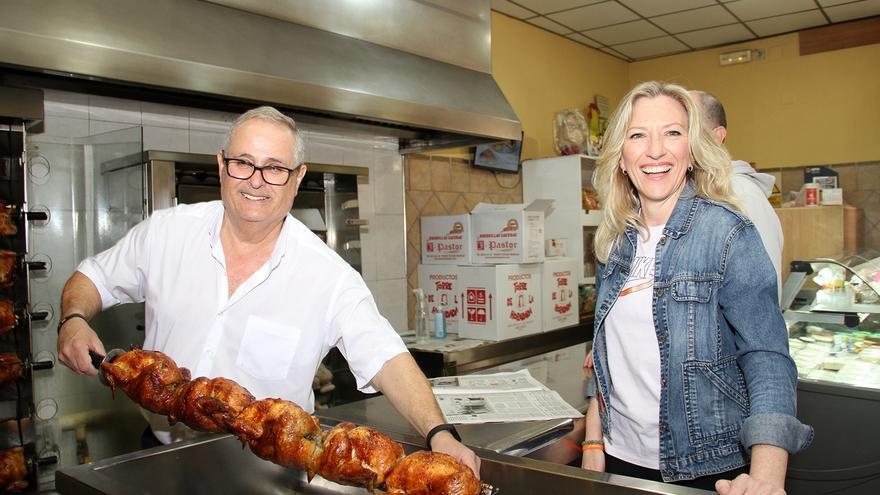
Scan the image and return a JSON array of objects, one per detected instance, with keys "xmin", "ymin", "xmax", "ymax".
[{"xmin": 719, "ymin": 222, "xmax": 813, "ymax": 454}]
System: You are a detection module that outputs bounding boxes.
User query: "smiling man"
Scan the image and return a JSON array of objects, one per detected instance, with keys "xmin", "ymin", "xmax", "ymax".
[{"xmin": 56, "ymin": 106, "xmax": 480, "ymax": 475}]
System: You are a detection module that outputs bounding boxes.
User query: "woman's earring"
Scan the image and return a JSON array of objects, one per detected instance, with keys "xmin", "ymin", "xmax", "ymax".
[
  {"xmin": 622, "ymin": 168, "xmax": 628, "ymax": 176},
  {"xmin": 688, "ymin": 164, "xmax": 694, "ymax": 172}
]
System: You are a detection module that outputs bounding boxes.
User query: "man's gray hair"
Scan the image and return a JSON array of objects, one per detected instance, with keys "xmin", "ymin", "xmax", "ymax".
[{"xmin": 224, "ymin": 106, "xmax": 305, "ymax": 167}]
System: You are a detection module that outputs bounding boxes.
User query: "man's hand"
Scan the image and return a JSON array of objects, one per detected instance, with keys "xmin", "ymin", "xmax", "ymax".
[
  {"xmin": 58, "ymin": 319, "xmax": 106, "ymax": 376},
  {"xmin": 430, "ymin": 430, "xmax": 481, "ymax": 478},
  {"xmin": 583, "ymin": 350, "xmax": 594, "ymax": 373},
  {"xmin": 715, "ymin": 473, "xmax": 786, "ymax": 495}
]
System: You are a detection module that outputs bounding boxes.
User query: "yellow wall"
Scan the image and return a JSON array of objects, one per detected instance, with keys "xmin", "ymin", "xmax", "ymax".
[
  {"xmin": 490, "ymin": 12, "xmax": 629, "ymax": 161},
  {"xmin": 628, "ymin": 34, "xmax": 880, "ymax": 169}
]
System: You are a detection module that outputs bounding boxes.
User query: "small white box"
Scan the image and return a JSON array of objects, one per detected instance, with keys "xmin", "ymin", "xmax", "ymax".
[
  {"xmin": 820, "ymin": 188, "xmax": 843, "ymax": 205},
  {"xmin": 541, "ymin": 258, "xmax": 579, "ymax": 331},
  {"xmin": 417, "ymin": 264, "xmax": 464, "ymax": 333},
  {"xmin": 421, "ymin": 214, "xmax": 472, "ymax": 265},
  {"xmin": 470, "ymin": 200, "xmax": 552, "ymax": 264},
  {"xmin": 545, "ymin": 238, "xmax": 568, "ymax": 257},
  {"xmin": 458, "ymin": 264, "xmax": 543, "ymax": 341}
]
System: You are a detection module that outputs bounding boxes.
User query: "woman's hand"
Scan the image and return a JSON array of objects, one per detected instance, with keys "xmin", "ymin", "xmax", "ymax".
[{"xmin": 715, "ymin": 473, "xmax": 786, "ymax": 495}]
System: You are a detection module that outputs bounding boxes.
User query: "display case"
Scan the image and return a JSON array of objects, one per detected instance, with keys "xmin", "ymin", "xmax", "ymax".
[{"xmin": 780, "ymin": 252, "xmax": 880, "ymax": 495}]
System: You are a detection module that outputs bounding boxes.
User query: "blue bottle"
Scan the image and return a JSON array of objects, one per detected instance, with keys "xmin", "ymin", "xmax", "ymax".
[{"xmin": 434, "ymin": 307, "xmax": 447, "ymax": 339}]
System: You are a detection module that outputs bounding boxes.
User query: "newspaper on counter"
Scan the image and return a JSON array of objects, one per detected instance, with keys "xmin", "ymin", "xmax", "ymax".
[{"xmin": 429, "ymin": 369, "xmax": 582, "ymax": 424}]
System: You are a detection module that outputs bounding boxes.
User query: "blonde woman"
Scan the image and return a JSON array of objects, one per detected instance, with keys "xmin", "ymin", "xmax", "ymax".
[{"xmin": 582, "ymin": 81, "xmax": 811, "ymax": 494}]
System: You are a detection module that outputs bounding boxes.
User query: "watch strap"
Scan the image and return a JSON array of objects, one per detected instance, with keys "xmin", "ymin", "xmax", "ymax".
[
  {"xmin": 425, "ymin": 423, "xmax": 461, "ymax": 449},
  {"xmin": 57, "ymin": 313, "xmax": 88, "ymax": 334}
]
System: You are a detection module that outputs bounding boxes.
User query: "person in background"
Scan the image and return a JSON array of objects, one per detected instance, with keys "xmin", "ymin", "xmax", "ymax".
[
  {"xmin": 581, "ymin": 81, "xmax": 812, "ymax": 494},
  {"xmin": 690, "ymin": 90, "xmax": 783, "ymax": 301},
  {"xmin": 56, "ymin": 106, "xmax": 480, "ymax": 476}
]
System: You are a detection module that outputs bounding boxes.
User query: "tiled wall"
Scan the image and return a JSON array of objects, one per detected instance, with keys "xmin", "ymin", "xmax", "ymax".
[
  {"xmin": 768, "ymin": 161, "xmax": 880, "ymax": 251},
  {"xmin": 404, "ymin": 154, "xmax": 523, "ymax": 329},
  {"xmin": 27, "ymin": 89, "xmax": 407, "ymax": 476}
]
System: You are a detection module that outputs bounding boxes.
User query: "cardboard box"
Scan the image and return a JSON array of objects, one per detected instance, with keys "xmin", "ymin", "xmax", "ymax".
[
  {"xmin": 458, "ymin": 264, "xmax": 542, "ymax": 341},
  {"xmin": 421, "ymin": 214, "xmax": 471, "ymax": 265},
  {"xmin": 417, "ymin": 264, "xmax": 463, "ymax": 333},
  {"xmin": 541, "ymin": 258, "xmax": 579, "ymax": 331},
  {"xmin": 820, "ymin": 188, "xmax": 843, "ymax": 205},
  {"xmin": 470, "ymin": 200, "xmax": 552, "ymax": 264}
]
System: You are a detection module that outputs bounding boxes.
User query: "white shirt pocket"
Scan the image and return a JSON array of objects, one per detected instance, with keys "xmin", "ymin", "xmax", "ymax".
[{"xmin": 236, "ymin": 316, "xmax": 301, "ymax": 381}]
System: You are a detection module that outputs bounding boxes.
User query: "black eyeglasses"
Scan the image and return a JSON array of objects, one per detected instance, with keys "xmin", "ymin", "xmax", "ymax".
[{"xmin": 221, "ymin": 152, "xmax": 299, "ymax": 186}]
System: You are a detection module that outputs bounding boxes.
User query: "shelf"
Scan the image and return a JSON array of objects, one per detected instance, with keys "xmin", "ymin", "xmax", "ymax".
[{"xmin": 582, "ymin": 210, "xmax": 603, "ymax": 227}]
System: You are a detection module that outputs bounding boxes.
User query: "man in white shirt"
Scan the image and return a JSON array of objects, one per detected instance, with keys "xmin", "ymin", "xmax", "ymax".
[
  {"xmin": 57, "ymin": 106, "xmax": 480, "ymax": 475},
  {"xmin": 691, "ymin": 90, "xmax": 784, "ymax": 301}
]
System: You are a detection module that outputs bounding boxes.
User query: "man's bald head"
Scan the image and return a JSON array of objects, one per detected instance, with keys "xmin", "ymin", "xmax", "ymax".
[{"xmin": 690, "ymin": 90, "xmax": 728, "ymax": 144}]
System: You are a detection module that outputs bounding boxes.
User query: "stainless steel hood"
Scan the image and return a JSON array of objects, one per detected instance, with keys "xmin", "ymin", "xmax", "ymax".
[{"xmin": 0, "ymin": 0, "xmax": 521, "ymax": 151}]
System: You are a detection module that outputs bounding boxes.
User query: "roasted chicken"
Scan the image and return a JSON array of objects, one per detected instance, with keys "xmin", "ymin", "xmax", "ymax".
[
  {"xmin": 0, "ymin": 354, "xmax": 23, "ymax": 385},
  {"xmin": 385, "ymin": 450, "xmax": 481, "ymax": 495},
  {"xmin": 229, "ymin": 398, "xmax": 323, "ymax": 477},
  {"xmin": 0, "ymin": 251, "xmax": 16, "ymax": 289},
  {"xmin": 169, "ymin": 376, "xmax": 254, "ymax": 433},
  {"xmin": 101, "ymin": 349, "xmax": 191, "ymax": 415},
  {"xmin": 0, "ymin": 205, "xmax": 17, "ymax": 237},
  {"xmin": 0, "ymin": 446, "xmax": 27, "ymax": 492},
  {"xmin": 101, "ymin": 349, "xmax": 484, "ymax": 495},
  {"xmin": 316, "ymin": 422, "xmax": 404, "ymax": 490},
  {"xmin": 0, "ymin": 299, "xmax": 15, "ymax": 335}
]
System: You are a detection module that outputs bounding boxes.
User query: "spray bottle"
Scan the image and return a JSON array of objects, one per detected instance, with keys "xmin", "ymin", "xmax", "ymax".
[
  {"xmin": 434, "ymin": 303, "xmax": 447, "ymax": 339},
  {"xmin": 413, "ymin": 288, "xmax": 430, "ymax": 344}
]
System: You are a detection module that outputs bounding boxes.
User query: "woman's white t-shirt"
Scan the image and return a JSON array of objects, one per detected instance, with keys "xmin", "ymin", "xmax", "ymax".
[{"xmin": 603, "ymin": 224, "xmax": 665, "ymax": 469}]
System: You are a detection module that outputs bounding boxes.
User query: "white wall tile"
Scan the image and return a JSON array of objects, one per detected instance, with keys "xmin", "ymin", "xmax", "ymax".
[
  {"xmin": 343, "ymin": 147, "xmax": 373, "ymax": 168},
  {"xmin": 43, "ymin": 89, "xmax": 89, "ymax": 119},
  {"xmin": 42, "ymin": 115, "xmax": 89, "ymax": 139},
  {"xmin": 373, "ymin": 151, "xmax": 404, "ymax": 215},
  {"xmin": 141, "ymin": 102, "xmax": 189, "ymax": 129},
  {"xmin": 373, "ymin": 214, "xmax": 406, "ymax": 280},
  {"xmin": 307, "ymin": 138, "xmax": 345, "ymax": 164},
  {"xmin": 366, "ymin": 278, "xmax": 408, "ymax": 334},
  {"xmin": 142, "ymin": 125, "xmax": 188, "ymax": 152},
  {"xmin": 89, "ymin": 120, "xmax": 138, "ymax": 136},
  {"xmin": 190, "ymin": 108, "xmax": 235, "ymax": 133},
  {"xmin": 189, "ymin": 130, "xmax": 225, "ymax": 154},
  {"xmin": 89, "ymin": 96, "xmax": 141, "ymax": 124}
]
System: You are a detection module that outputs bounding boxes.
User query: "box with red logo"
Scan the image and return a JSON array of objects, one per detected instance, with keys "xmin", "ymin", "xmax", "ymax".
[
  {"xmin": 417, "ymin": 264, "xmax": 463, "ymax": 333},
  {"xmin": 420, "ymin": 214, "xmax": 472, "ymax": 265},
  {"xmin": 470, "ymin": 200, "xmax": 552, "ymax": 264},
  {"xmin": 541, "ymin": 257, "xmax": 579, "ymax": 331},
  {"xmin": 457, "ymin": 263, "xmax": 543, "ymax": 341}
]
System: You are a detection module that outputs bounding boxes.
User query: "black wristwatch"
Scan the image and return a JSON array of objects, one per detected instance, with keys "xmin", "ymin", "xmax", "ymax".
[
  {"xmin": 425, "ymin": 423, "xmax": 461, "ymax": 449},
  {"xmin": 57, "ymin": 313, "xmax": 88, "ymax": 334}
]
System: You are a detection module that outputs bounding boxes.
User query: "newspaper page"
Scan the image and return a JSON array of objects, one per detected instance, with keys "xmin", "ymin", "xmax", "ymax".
[
  {"xmin": 429, "ymin": 369, "xmax": 546, "ymax": 395},
  {"xmin": 430, "ymin": 370, "xmax": 582, "ymax": 424}
]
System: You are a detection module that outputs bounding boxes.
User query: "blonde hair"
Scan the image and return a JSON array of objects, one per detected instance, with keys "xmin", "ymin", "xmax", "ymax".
[{"xmin": 592, "ymin": 81, "xmax": 739, "ymax": 263}]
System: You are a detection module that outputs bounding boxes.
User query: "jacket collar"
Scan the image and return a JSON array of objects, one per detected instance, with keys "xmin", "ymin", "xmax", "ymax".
[{"xmin": 662, "ymin": 180, "xmax": 700, "ymax": 239}]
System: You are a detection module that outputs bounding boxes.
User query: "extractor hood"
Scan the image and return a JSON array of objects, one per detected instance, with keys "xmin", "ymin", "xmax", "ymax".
[{"xmin": 0, "ymin": 0, "xmax": 521, "ymax": 152}]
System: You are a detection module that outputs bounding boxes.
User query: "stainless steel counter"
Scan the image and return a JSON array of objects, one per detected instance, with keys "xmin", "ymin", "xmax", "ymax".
[
  {"xmin": 317, "ymin": 395, "xmax": 572, "ymax": 457},
  {"xmin": 56, "ymin": 423, "xmax": 711, "ymax": 495}
]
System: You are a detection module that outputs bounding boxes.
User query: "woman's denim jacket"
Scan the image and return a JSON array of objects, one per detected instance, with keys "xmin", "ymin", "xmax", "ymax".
[{"xmin": 590, "ymin": 183, "xmax": 813, "ymax": 481}]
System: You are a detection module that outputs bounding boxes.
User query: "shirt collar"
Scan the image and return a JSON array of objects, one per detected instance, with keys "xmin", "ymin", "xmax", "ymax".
[{"xmin": 207, "ymin": 203, "xmax": 291, "ymax": 270}]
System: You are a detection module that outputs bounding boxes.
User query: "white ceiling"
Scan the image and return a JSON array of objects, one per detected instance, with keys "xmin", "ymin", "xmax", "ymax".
[{"xmin": 491, "ymin": 0, "xmax": 880, "ymax": 60}]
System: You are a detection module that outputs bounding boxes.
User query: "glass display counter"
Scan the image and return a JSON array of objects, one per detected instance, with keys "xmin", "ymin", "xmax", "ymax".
[{"xmin": 780, "ymin": 252, "xmax": 880, "ymax": 494}]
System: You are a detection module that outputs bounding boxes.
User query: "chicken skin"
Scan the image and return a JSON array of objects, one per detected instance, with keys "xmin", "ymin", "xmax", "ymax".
[
  {"xmin": 0, "ymin": 299, "xmax": 15, "ymax": 335},
  {"xmin": 385, "ymin": 450, "xmax": 481, "ymax": 495},
  {"xmin": 0, "ymin": 354, "xmax": 23, "ymax": 385},
  {"xmin": 101, "ymin": 349, "xmax": 191, "ymax": 415},
  {"xmin": 229, "ymin": 398, "xmax": 323, "ymax": 477},
  {"xmin": 0, "ymin": 447, "xmax": 27, "ymax": 492},
  {"xmin": 316, "ymin": 422, "xmax": 404, "ymax": 490},
  {"xmin": 0, "ymin": 207, "xmax": 16, "ymax": 237},
  {"xmin": 0, "ymin": 250, "xmax": 16, "ymax": 288},
  {"xmin": 169, "ymin": 376, "xmax": 255, "ymax": 433}
]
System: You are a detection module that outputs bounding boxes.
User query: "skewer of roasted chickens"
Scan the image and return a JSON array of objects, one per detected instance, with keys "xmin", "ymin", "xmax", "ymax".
[{"xmin": 101, "ymin": 349, "xmax": 486, "ymax": 495}]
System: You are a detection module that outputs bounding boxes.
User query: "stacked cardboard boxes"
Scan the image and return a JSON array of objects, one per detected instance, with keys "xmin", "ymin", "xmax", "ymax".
[{"xmin": 419, "ymin": 200, "xmax": 579, "ymax": 342}]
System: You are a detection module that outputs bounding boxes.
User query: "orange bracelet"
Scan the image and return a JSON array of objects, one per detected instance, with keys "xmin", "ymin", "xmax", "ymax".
[{"xmin": 581, "ymin": 439, "xmax": 605, "ymax": 452}]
